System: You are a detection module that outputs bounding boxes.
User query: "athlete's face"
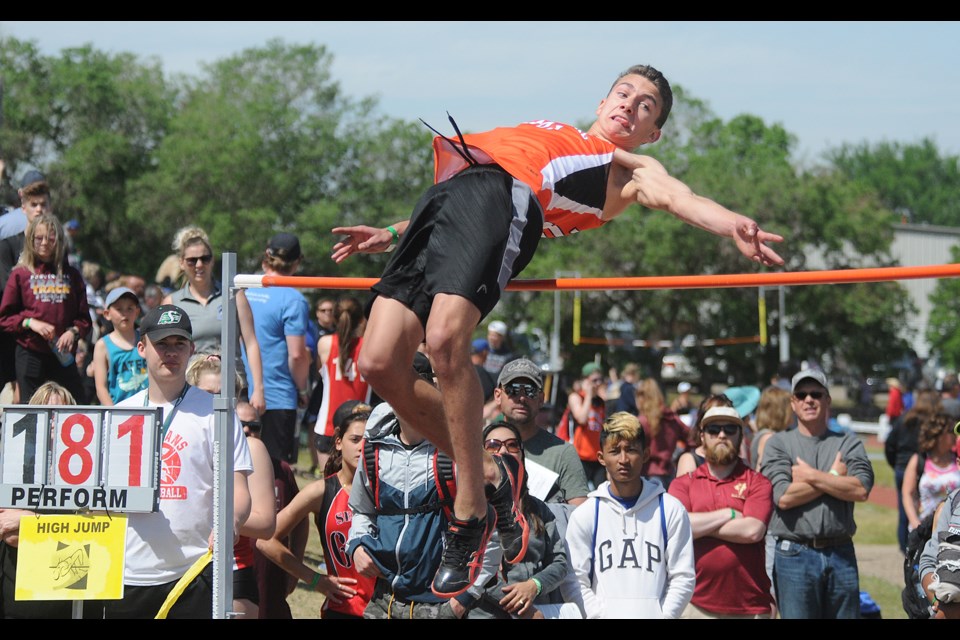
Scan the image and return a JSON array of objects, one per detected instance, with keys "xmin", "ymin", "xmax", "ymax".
[
  {"xmin": 338, "ymin": 419, "xmax": 367, "ymax": 476},
  {"xmin": 592, "ymin": 74, "xmax": 663, "ymax": 150}
]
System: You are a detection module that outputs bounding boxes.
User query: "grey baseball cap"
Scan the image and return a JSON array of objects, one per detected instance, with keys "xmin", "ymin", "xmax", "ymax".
[
  {"xmin": 19, "ymin": 169, "xmax": 46, "ymax": 189},
  {"xmin": 791, "ymin": 368, "xmax": 829, "ymax": 392},
  {"xmin": 496, "ymin": 358, "xmax": 543, "ymax": 389}
]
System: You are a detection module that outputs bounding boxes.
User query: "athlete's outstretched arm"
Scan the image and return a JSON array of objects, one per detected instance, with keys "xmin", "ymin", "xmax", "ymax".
[
  {"xmin": 613, "ymin": 148, "xmax": 785, "ymax": 267},
  {"xmin": 331, "ymin": 220, "xmax": 409, "ymax": 264}
]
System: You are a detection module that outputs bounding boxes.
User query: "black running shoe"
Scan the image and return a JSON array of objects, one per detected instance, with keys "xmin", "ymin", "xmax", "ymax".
[
  {"xmin": 488, "ymin": 453, "xmax": 529, "ymax": 565},
  {"xmin": 431, "ymin": 504, "xmax": 496, "ymax": 598}
]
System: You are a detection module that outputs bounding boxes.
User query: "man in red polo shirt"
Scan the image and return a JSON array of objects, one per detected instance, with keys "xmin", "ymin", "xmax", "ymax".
[{"xmin": 668, "ymin": 406, "xmax": 775, "ymax": 618}]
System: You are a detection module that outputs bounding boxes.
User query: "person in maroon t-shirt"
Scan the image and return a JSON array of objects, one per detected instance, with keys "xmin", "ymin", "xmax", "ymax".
[
  {"xmin": 668, "ymin": 406, "xmax": 775, "ymax": 619},
  {"xmin": 0, "ymin": 213, "xmax": 90, "ymax": 403}
]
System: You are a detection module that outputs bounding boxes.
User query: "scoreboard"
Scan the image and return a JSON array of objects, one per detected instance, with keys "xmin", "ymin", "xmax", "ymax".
[{"xmin": 0, "ymin": 405, "xmax": 163, "ymax": 513}]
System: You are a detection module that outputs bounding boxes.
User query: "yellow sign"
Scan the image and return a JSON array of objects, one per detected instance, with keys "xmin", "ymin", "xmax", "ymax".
[{"xmin": 15, "ymin": 513, "xmax": 126, "ymax": 601}]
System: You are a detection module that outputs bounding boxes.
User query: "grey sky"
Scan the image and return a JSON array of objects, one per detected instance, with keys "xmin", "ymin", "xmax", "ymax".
[{"xmin": 2, "ymin": 21, "xmax": 958, "ymax": 164}]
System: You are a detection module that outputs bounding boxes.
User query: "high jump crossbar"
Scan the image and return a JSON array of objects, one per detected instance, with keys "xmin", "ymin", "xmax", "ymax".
[{"xmin": 234, "ymin": 263, "xmax": 960, "ymax": 291}]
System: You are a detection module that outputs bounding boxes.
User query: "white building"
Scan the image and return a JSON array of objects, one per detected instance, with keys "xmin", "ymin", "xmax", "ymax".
[{"xmin": 891, "ymin": 223, "xmax": 960, "ymax": 358}]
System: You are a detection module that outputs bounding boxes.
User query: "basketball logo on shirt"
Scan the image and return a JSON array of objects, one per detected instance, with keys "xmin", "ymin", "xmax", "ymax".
[{"xmin": 159, "ymin": 435, "xmax": 188, "ymax": 499}]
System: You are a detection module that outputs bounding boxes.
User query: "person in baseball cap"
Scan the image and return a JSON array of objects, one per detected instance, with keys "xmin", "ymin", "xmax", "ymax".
[
  {"xmin": 18, "ymin": 169, "xmax": 46, "ymax": 190},
  {"xmin": 266, "ymin": 232, "xmax": 302, "ymax": 262},
  {"xmin": 496, "ymin": 358, "xmax": 543, "ymax": 389},
  {"xmin": 487, "ymin": 320, "xmax": 508, "ymax": 337},
  {"xmin": 791, "ymin": 368, "xmax": 829, "ymax": 394},
  {"xmin": 140, "ymin": 303, "xmax": 194, "ymax": 342},
  {"xmin": 104, "ymin": 286, "xmax": 139, "ymax": 310},
  {"xmin": 699, "ymin": 405, "xmax": 744, "ymax": 429}
]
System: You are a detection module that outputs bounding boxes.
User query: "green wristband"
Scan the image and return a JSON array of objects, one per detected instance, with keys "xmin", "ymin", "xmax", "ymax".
[
  {"xmin": 308, "ymin": 572, "xmax": 321, "ymax": 590},
  {"xmin": 730, "ymin": 508, "xmax": 736, "ymax": 520},
  {"xmin": 532, "ymin": 577, "xmax": 543, "ymax": 596},
  {"xmin": 386, "ymin": 225, "xmax": 399, "ymax": 245}
]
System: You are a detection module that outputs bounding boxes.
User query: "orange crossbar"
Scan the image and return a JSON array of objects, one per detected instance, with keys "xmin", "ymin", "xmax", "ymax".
[{"xmin": 250, "ymin": 263, "xmax": 960, "ymax": 291}]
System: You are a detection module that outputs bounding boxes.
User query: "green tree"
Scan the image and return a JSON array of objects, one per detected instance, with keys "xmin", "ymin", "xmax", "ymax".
[
  {"xmin": 0, "ymin": 37, "xmax": 176, "ymax": 277},
  {"xmin": 128, "ymin": 39, "xmax": 432, "ymax": 285},
  {"xmin": 827, "ymin": 139, "xmax": 960, "ymax": 226}
]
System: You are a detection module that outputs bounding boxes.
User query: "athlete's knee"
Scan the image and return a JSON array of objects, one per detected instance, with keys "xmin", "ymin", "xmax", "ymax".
[
  {"xmin": 423, "ymin": 329, "xmax": 469, "ymax": 378},
  {"xmin": 357, "ymin": 350, "xmax": 395, "ymax": 388}
]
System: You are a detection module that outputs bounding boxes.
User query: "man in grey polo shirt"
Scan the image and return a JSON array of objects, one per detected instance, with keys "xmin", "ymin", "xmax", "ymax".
[{"xmin": 760, "ymin": 368, "xmax": 874, "ymax": 618}]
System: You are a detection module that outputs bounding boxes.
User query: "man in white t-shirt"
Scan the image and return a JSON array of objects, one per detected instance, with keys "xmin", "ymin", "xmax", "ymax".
[{"xmin": 104, "ymin": 304, "xmax": 253, "ymax": 618}]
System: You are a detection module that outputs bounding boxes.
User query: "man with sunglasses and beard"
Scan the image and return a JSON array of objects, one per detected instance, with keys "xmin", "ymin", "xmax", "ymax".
[
  {"xmin": 668, "ymin": 406, "xmax": 775, "ymax": 618},
  {"xmin": 494, "ymin": 359, "xmax": 589, "ymax": 536},
  {"xmin": 759, "ymin": 369, "xmax": 874, "ymax": 619}
]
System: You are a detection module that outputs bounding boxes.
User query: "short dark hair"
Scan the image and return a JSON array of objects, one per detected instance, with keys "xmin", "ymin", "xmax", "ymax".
[
  {"xmin": 20, "ymin": 181, "xmax": 50, "ymax": 199},
  {"xmin": 611, "ymin": 65, "xmax": 673, "ymax": 129}
]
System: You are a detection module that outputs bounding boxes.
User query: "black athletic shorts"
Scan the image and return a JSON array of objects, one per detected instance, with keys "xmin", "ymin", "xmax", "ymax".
[
  {"xmin": 233, "ymin": 566, "xmax": 259, "ymax": 605},
  {"xmin": 369, "ymin": 163, "xmax": 543, "ymax": 327}
]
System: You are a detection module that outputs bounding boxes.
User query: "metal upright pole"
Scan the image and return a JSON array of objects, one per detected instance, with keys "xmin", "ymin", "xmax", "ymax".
[
  {"xmin": 213, "ymin": 252, "xmax": 238, "ymax": 618},
  {"xmin": 778, "ymin": 285, "xmax": 789, "ymax": 363}
]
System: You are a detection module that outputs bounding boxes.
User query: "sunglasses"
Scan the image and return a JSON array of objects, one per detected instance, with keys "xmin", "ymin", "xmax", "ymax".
[
  {"xmin": 185, "ymin": 254, "xmax": 213, "ymax": 266},
  {"xmin": 484, "ymin": 438, "xmax": 522, "ymax": 454},
  {"xmin": 503, "ymin": 383, "xmax": 538, "ymax": 399},
  {"xmin": 703, "ymin": 423, "xmax": 741, "ymax": 437},
  {"xmin": 240, "ymin": 419, "xmax": 261, "ymax": 432},
  {"xmin": 793, "ymin": 390, "xmax": 825, "ymax": 401}
]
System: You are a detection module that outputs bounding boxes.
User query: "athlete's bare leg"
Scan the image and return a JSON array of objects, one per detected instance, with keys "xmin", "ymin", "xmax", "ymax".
[
  {"xmin": 358, "ymin": 294, "xmax": 496, "ymax": 522},
  {"xmin": 422, "ymin": 293, "xmax": 488, "ymax": 521}
]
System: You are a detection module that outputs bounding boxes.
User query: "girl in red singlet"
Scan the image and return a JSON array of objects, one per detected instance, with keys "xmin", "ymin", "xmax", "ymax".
[
  {"xmin": 314, "ymin": 296, "xmax": 371, "ymax": 474},
  {"xmin": 257, "ymin": 403, "xmax": 374, "ymax": 619}
]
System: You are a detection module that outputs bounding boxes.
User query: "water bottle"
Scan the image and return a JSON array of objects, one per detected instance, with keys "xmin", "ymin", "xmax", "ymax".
[{"xmin": 49, "ymin": 340, "xmax": 75, "ymax": 367}]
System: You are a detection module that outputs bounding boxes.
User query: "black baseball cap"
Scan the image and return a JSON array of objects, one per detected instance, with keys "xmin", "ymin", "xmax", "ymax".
[
  {"xmin": 266, "ymin": 232, "xmax": 302, "ymax": 261},
  {"xmin": 140, "ymin": 304, "xmax": 193, "ymax": 341}
]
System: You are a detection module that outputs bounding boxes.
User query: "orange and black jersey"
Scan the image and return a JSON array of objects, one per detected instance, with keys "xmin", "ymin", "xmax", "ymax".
[{"xmin": 433, "ymin": 120, "xmax": 615, "ymax": 238}]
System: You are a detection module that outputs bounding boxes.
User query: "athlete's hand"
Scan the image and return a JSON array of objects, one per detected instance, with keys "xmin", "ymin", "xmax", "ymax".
[
  {"xmin": 733, "ymin": 218, "xmax": 784, "ymax": 267},
  {"xmin": 331, "ymin": 225, "xmax": 393, "ymax": 263},
  {"xmin": 312, "ymin": 574, "xmax": 359, "ymax": 605}
]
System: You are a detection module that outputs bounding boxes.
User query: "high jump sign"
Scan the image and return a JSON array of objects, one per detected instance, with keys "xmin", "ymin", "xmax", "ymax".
[{"xmin": 0, "ymin": 406, "xmax": 163, "ymax": 513}]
